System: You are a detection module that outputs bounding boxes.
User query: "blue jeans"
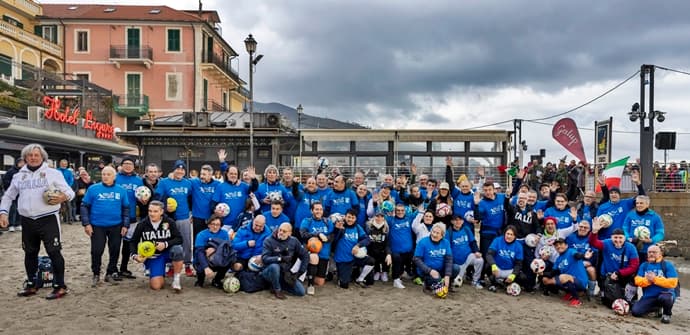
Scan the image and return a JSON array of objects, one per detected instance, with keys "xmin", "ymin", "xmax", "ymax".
[
  {"xmin": 260, "ymin": 263, "xmax": 305, "ymax": 296},
  {"xmin": 631, "ymin": 293, "xmax": 674, "ymax": 317}
]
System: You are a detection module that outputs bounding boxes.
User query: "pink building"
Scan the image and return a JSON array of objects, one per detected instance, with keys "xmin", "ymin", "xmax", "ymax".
[{"xmin": 40, "ymin": 4, "xmax": 247, "ymax": 131}]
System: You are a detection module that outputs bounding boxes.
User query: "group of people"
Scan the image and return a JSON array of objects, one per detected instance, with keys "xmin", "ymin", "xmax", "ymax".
[{"xmin": 0, "ymin": 144, "xmax": 680, "ymax": 324}]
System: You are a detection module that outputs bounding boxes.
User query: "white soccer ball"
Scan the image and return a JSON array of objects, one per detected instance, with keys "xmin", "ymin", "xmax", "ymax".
[
  {"xmin": 525, "ymin": 234, "xmax": 539, "ymax": 248},
  {"xmin": 329, "ymin": 213, "xmax": 344, "ymax": 224},
  {"xmin": 435, "ymin": 203, "xmax": 451, "ymax": 218},
  {"xmin": 612, "ymin": 298, "xmax": 630, "ymax": 315},
  {"xmin": 598, "ymin": 214, "xmax": 613, "ymax": 228},
  {"xmin": 506, "ymin": 282, "xmax": 522, "ymax": 296},
  {"xmin": 248, "ymin": 255, "xmax": 264, "ymax": 272},
  {"xmin": 268, "ymin": 191, "xmax": 283, "ymax": 203},
  {"xmin": 633, "ymin": 226, "xmax": 651, "ymax": 240},
  {"xmin": 215, "ymin": 203, "xmax": 231, "ymax": 217},
  {"xmin": 539, "ymin": 245, "xmax": 555, "ymax": 259},
  {"xmin": 318, "ymin": 157, "xmax": 329, "ymax": 169},
  {"xmin": 463, "ymin": 211, "xmax": 475, "ymax": 223},
  {"xmin": 354, "ymin": 246, "xmax": 368, "ymax": 259},
  {"xmin": 530, "ymin": 258, "xmax": 546, "ymax": 274},
  {"xmin": 134, "ymin": 185, "xmax": 151, "ymax": 201},
  {"xmin": 223, "ymin": 276, "xmax": 240, "ymax": 293}
]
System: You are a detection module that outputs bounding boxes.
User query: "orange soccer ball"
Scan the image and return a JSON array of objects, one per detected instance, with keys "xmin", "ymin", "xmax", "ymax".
[{"xmin": 307, "ymin": 237, "xmax": 323, "ymax": 253}]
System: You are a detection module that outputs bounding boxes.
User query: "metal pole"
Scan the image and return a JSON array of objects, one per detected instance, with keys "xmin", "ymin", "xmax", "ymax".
[
  {"xmin": 298, "ymin": 110, "xmax": 302, "ymax": 178},
  {"xmin": 249, "ymin": 53, "xmax": 254, "ymax": 167},
  {"xmin": 639, "ymin": 64, "xmax": 654, "ymax": 191}
]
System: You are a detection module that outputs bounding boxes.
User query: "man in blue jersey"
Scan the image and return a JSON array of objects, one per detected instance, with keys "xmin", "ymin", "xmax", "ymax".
[
  {"xmin": 155, "ymin": 160, "xmax": 194, "ymax": 277},
  {"xmin": 474, "ymin": 182, "xmax": 510, "ymax": 258},
  {"xmin": 596, "ymin": 171, "xmax": 645, "ymax": 240},
  {"xmin": 190, "ymin": 164, "xmax": 220, "ymax": 245},
  {"xmin": 622, "ymin": 195, "xmax": 665, "ymax": 260},
  {"xmin": 81, "ymin": 166, "xmax": 130, "ymax": 286}
]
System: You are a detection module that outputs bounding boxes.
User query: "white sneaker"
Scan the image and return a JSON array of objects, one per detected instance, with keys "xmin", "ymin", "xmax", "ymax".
[
  {"xmin": 307, "ymin": 285, "xmax": 315, "ymax": 295},
  {"xmin": 8, "ymin": 226, "xmax": 15, "ymax": 232},
  {"xmin": 472, "ymin": 281, "xmax": 484, "ymax": 290},
  {"xmin": 15, "ymin": 226, "xmax": 21, "ymax": 231},
  {"xmin": 393, "ymin": 278, "xmax": 405, "ymax": 289},
  {"xmin": 453, "ymin": 276, "xmax": 463, "ymax": 288},
  {"xmin": 172, "ymin": 279, "xmax": 182, "ymax": 292},
  {"xmin": 381, "ymin": 272, "xmax": 389, "ymax": 282},
  {"xmin": 373, "ymin": 272, "xmax": 381, "ymax": 281}
]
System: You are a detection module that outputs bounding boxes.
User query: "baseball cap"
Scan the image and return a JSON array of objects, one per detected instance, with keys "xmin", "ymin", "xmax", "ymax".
[
  {"xmin": 439, "ymin": 182, "xmax": 450, "ymax": 190},
  {"xmin": 173, "ymin": 159, "xmax": 186, "ymax": 170},
  {"xmin": 609, "ymin": 186, "xmax": 621, "ymax": 194},
  {"xmin": 554, "ymin": 238, "xmax": 567, "ymax": 245},
  {"xmin": 121, "ymin": 156, "xmax": 135, "ymax": 165}
]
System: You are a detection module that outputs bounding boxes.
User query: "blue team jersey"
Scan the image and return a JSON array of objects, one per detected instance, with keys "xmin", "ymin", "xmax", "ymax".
[
  {"xmin": 82, "ymin": 182, "xmax": 129, "ymax": 227},
  {"xmin": 255, "ymin": 181, "xmax": 292, "ymax": 213},
  {"xmin": 212, "ymin": 181, "xmax": 251, "ymax": 228},
  {"xmin": 155, "ymin": 177, "xmax": 192, "ymax": 220},
  {"xmin": 190, "ymin": 178, "xmax": 219, "ymax": 220},
  {"xmin": 334, "ymin": 224, "xmax": 368, "ymax": 263},
  {"xmin": 325, "ymin": 188, "xmax": 359, "ymax": 215},
  {"xmin": 477, "ymin": 194, "xmax": 507, "ymax": 234},
  {"xmin": 596, "ymin": 198, "xmax": 635, "ymax": 239},
  {"xmin": 637, "ymin": 261, "xmax": 679, "ymax": 299},
  {"xmin": 446, "ymin": 224, "xmax": 476, "ymax": 264},
  {"xmin": 622, "ymin": 209, "xmax": 665, "ymax": 253},
  {"xmin": 414, "ymin": 236, "xmax": 452, "ymax": 273},
  {"xmin": 450, "ymin": 189, "xmax": 474, "ymax": 221},
  {"xmin": 387, "ymin": 215, "xmax": 414, "ymax": 254},
  {"xmin": 554, "ymin": 248, "xmax": 588, "ymax": 286},
  {"xmin": 115, "ymin": 173, "xmax": 142, "ymax": 220},
  {"xmin": 263, "ymin": 211, "xmax": 290, "ymax": 232},
  {"xmin": 600, "ymin": 240, "xmax": 638, "ymax": 275},
  {"xmin": 299, "ymin": 217, "xmax": 334, "ymax": 259},
  {"xmin": 488, "ymin": 236, "xmax": 523, "ymax": 271}
]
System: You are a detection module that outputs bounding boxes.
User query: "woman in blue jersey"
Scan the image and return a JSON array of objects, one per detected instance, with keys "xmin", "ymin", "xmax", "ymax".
[
  {"xmin": 192, "ymin": 215, "xmax": 231, "ymax": 288},
  {"xmin": 542, "ymin": 193, "xmax": 577, "ymax": 239},
  {"xmin": 565, "ymin": 220, "xmax": 598, "ymax": 297},
  {"xmin": 486, "ymin": 225, "xmax": 524, "ymax": 293},
  {"xmin": 446, "ymin": 215, "xmax": 484, "ymax": 289},
  {"xmin": 294, "ymin": 177, "xmax": 325, "ymax": 230},
  {"xmin": 354, "ymin": 184, "xmax": 372, "ymax": 229},
  {"xmin": 299, "ymin": 202, "xmax": 334, "ymax": 295},
  {"xmin": 414, "ymin": 222, "xmax": 457, "ymax": 294},
  {"xmin": 81, "ymin": 166, "xmax": 130, "ymax": 286},
  {"xmin": 541, "ymin": 238, "xmax": 591, "ymax": 307},
  {"xmin": 387, "ymin": 203, "xmax": 415, "ymax": 289},
  {"xmin": 333, "ymin": 210, "xmax": 374, "ymax": 288}
]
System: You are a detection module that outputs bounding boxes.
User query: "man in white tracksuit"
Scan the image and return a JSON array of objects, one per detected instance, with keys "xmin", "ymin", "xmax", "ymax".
[{"xmin": 0, "ymin": 143, "xmax": 75, "ymax": 299}]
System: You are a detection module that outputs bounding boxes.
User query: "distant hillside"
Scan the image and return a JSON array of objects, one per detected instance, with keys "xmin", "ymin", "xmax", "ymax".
[{"xmin": 254, "ymin": 102, "xmax": 367, "ymax": 129}]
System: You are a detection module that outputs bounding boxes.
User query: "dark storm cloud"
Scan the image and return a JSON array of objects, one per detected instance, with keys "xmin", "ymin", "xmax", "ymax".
[{"xmin": 215, "ymin": 0, "xmax": 690, "ymax": 124}]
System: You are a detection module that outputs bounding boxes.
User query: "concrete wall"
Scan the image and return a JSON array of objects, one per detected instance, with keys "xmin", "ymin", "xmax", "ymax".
[{"xmin": 645, "ymin": 192, "xmax": 690, "ymax": 257}]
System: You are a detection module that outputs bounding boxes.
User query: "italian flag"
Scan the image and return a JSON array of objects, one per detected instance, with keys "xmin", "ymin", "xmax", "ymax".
[{"xmin": 596, "ymin": 156, "xmax": 629, "ymax": 192}]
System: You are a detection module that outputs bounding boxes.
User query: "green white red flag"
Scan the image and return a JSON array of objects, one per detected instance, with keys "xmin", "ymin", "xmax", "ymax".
[{"xmin": 596, "ymin": 156, "xmax": 629, "ymax": 192}]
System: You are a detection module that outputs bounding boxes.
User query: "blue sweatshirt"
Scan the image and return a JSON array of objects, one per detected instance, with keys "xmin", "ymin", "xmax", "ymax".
[
  {"xmin": 115, "ymin": 172, "xmax": 143, "ymax": 221},
  {"xmin": 233, "ymin": 225, "xmax": 271, "ymax": 260},
  {"xmin": 255, "ymin": 181, "xmax": 292, "ymax": 213},
  {"xmin": 212, "ymin": 181, "xmax": 252, "ymax": 228},
  {"xmin": 194, "ymin": 228, "xmax": 230, "ymax": 248},
  {"xmin": 599, "ymin": 239, "xmax": 638, "ymax": 276},
  {"xmin": 299, "ymin": 216, "xmax": 334, "ymax": 259},
  {"xmin": 57, "ymin": 166, "xmax": 74, "ymax": 187},
  {"xmin": 476, "ymin": 193, "xmax": 507, "ymax": 235},
  {"xmin": 190, "ymin": 178, "xmax": 219, "ymax": 220},
  {"xmin": 333, "ymin": 224, "xmax": 369, "ymax": 263},
  {"xmin": 543, "ymin": 206, "xmax": 575, "ymax": 238},
  {"xmin": 488, "ymin": 236, "xmax": 523, "ymax": 271},
  {"xmin": 596, "ymin": 198, "xmax": 636, "ymax": 239},
  {"xmin": 554, "ymin": 248, "xmax": 588, "ymax": 286},
  {"xmin": 387, "ymin": 214, "xmax": 414, "ymax": 254},
  {"xmin": 294, "ymin": 190, "xmax": 328, "ymax": 230},
  {"xmin": 446, "ymin": 223, "xmax": 479, "ymax": 264},
  {"xmin": 622, "ymin": 209, "xmax": 665, "ymax": 253},
  {"xmin": 263, "ymin": 211, "xmax": 290, "ymax": 232},
  {"xmin": 414, "ymin": 236, "xmax": 453, "ymax": 274},
  {"xmin": 325, "ymin": 188, "xmax": 359, "ymax": 216},
  {"xmin": 155, "ymin": 177, "xmax": 192, "ymax": 220},
  {"xmin": 81, "ymin": 182, "xmax": 129, "ymax": 227}
]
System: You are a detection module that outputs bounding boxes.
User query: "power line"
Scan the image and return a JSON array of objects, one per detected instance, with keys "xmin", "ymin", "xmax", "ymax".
[{"xmin": 655, "ymin": 65, "xmax": 690, "ymax": 76}]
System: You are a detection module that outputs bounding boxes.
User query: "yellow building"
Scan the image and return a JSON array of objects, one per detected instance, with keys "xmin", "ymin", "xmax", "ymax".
[{"xmin": 0, "ymin": 0, "xmax": 62, "ymax": 82}]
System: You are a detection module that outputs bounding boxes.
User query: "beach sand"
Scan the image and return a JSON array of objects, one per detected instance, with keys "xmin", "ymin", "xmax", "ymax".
[{"xmin": 0, "ymin": 224, "xmax": 687, "ymax": 335}]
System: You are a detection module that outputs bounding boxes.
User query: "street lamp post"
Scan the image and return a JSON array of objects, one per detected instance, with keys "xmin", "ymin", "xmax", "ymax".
[
  {"xmin": 297, "ymin": 104, "xmax": 303, "ymax": 177},
  {"xmin": 244, "ymin": 34, "xmax": 261, "ymax": 167}
]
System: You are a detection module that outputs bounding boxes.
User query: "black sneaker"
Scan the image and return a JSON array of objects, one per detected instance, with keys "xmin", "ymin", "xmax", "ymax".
[
  {"xmin": 111, "ymin": 272, "xmax": 123, "ymax": 281},
  {"xmin": 46, "ymin": 287, "xmax": 68, "ymax": 300},
  {"xmin": 104, "ymin": 273, "xmax": 122, "ymax": 283},
  {"xmin": 119, "ymin": 270, "xmax": 136, "ymax": 279},
  {"xmin": 18, "ymin": 282, "xmax": 39, "ymax": 297},
  {"xmin": 211, "ymin": 281, "xmax": 223, "ymax": 290}
]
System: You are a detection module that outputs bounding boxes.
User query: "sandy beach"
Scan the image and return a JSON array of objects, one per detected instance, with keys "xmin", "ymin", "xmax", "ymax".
[{"xmin": 0, "ymin": 223, "xmax": 687, "ymax": 335}]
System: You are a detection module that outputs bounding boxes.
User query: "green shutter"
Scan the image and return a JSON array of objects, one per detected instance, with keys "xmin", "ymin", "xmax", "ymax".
[
  {"xmin": 168, "ymin": 29, "xmax": 180, "ymax": 51},
  {"xmin": 0, "ymin": 54, "xmax": 11, "ymax": 77}
]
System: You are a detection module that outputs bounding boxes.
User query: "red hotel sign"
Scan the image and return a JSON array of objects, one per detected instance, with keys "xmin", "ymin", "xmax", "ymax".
[{"xmin": 42, "ymin": 96, "xmax": 115, "ymax": 140}]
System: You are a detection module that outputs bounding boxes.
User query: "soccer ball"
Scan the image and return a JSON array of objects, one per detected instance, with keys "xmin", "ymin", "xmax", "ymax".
[
  {"xmin": 612, "ymin": 298, "xmax": 630, "ymax": 315},
  {"xmin": 380, "ymin": 200, "xmax": 395, "ymax": 213},
  {"xmin": 223, "ymin": 276, "xmax": 241, "ymax": 293},
  {"xmin": 137, "ymin": 241, "xmax": 156, "ymax": 258},
  {"xmin": 215, "ymin": 203, "xmax": 231, "ymax": 217},
  {"xmin": 248, "ymin": 255, "xmax": 264, "ymax": 272},
  {"xmin": 506, "ymin": 282, "xmax": 522, "ymax": 296},
  {"xmin": 435, "ymin": 203, "xmax": 451, "ymax": 218},
  {"xmin": 166, "ymin": 198, "xmax": 178, "ymax": 212},
  {"xmin": 463, "ymin": 211, "xmax": 475, "ymax": 223},
  {"xmin": 539, "ymin": 245, "xmax": 555, "ymax": 259},
  {"xmin": 329, "ymin": 213, "xmax": 344, "ymax": 224},
  {"xmin": 598, "ymin": 214, "xmax": 613, "ymax": 228},
  {"xmin": 42, "ymin": 184, "xmax": 63, "ymax": 204},
  {"xmin": 318, "ymin": 157, "xmax": 329, "ymax": 170},
  {"xmin": 633, "ymin": 226, "xmax": 651, "ymax": 240},
  {"xmin": 525, "ymin": 233, "xmax": 539, "ymax": 248},
  {"xmin": 134, "ymin": 186, "xmax": 151, "ymax": 201},
  {"xmin": 307, "ymin": 237, "xmax": 323, "ymax": 253},
  {"xmin": 431, "ymin": 279, "xmax": 448, "ymax": 299},
  {"xmin": 354, "ymin": 246, "xmax": 368, "ymax": 259},
  {"xmin": 530, "ymin": 258, "xmax": 546, "ymax": 273},
  {"xmin": 268, "ymin": 191, "xmax": 283, "ymax": 203}
]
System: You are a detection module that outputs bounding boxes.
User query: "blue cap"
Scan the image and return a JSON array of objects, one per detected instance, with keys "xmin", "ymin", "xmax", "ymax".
[{"xmin": 173, "ymin": 160, "xmax": 186, "ymax": 170}]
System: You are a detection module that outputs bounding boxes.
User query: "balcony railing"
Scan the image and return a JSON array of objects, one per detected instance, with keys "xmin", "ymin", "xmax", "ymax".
[
  {"xmin": 205, "ymin": 99, "xmax": 228, "ymax": 112},
  {"xmin": 113, "ymin": 94, "xmax": 149, "ymax": 117},
  {"xmin": 109, "ymin": 45, "xmax": 153, "ymax": 68},
  {"xmin": 6, "ymin": 0, "xmax": 41, "ymax": 16},
  {"xmin": 201, "ymin": 52, "xmax": 240, "ymax": 83},
  {"xmin": 0, "ymin": 20, "xmax": 62, "ymax": 57}
]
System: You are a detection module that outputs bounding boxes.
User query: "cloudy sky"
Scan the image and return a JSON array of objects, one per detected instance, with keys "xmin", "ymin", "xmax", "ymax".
[{"xmin": 41, "ymin": 0, "xmax": 690, "ymax": 163}]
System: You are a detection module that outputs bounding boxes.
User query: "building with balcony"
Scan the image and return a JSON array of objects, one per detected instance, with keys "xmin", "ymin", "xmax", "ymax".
[{"xmin": 40, "ymin": 4, "xmax": 248, "ymax": 133}]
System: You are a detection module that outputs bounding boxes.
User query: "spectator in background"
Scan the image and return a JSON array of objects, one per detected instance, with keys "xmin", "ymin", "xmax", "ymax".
[
  {"xmin": 75, "ymin": 170, "xmax": 94, "ymax": 222},
  {"xmin": 57, "ymin": 159, "xmax": 76, "ymax": 224},
  {"xmin": 91, "ymin": 159, "xmax": 106, "ymax": 183},
  {"xmin": 2, "ymin": 157, "xmax": 25, "ymax": 232}
]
